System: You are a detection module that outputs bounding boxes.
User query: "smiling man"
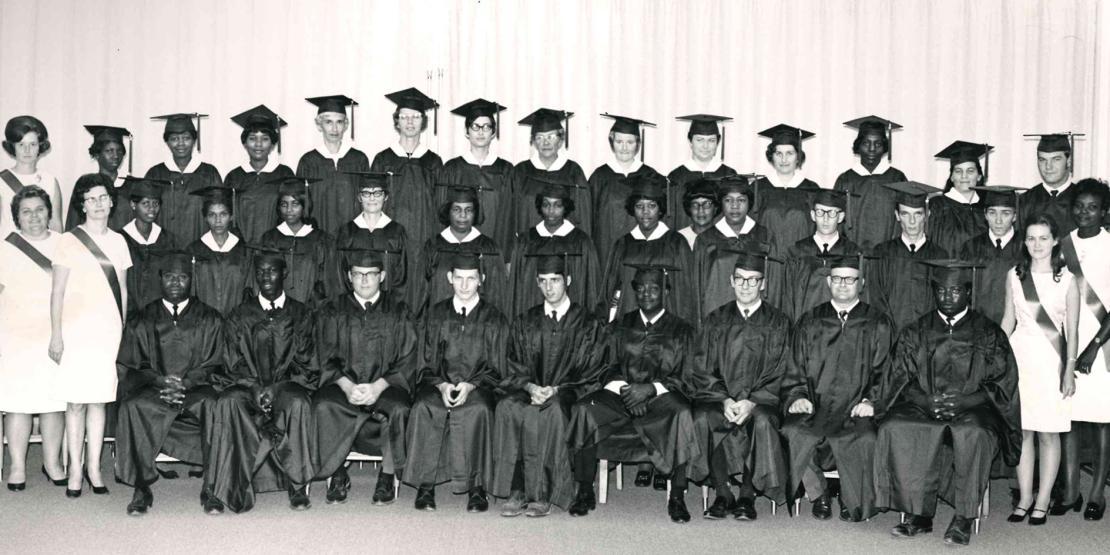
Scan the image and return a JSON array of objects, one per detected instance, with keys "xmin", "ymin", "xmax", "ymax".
[
  {"xmin": 958, "ymin": 186, "xmax": 1023, "ymax": 324},
  {"xmin": 1020, "ymin": 133, "xmax": 1078, "ymax": 232}
]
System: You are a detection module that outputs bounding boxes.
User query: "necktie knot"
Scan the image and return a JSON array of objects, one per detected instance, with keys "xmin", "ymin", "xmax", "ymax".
[
  {"xmin": 460, "ymin": 306, "xmax": 467, "ymax": 318},
  {"xmin": 268, "ymin": 300, "xmax": 276, "ymax": 311},
  {"xmin": 550, "ymin": 310, "xmax": 558, "ymax": 322},
  {"xmin": 1051, "ymin": 190, "xmax": 1059, "ymax": 198},
  {"xmin": 172, "ymin": 303, "xmax": 179, "ymax": 317},
  {"xmin": 995, "ymin": 238, "xmax": 1003, "ymax": 249},
  {"xmin": 909, "ymin": 243, "xmax": 917, "ymax": 253},
  {"xmin": 839, "ymin": 310, "xmax": 848, "ymax": 322},
  {"xmin": 742, "ymin": 308, "xmax": 750, "ymax": 319}
]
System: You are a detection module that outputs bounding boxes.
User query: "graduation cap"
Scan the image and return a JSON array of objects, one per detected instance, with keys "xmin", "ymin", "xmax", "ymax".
[
  {"xmin": 122, "ymin": 176, "xmax": 170, "ymax": 201},
  {"xmin": 342, "ymin": 170, "xmax": 393, "ymax": 191},
  {"xmin": 85, "ymin": 125, "xmax": 134, "ymax": 173},
  {"xmin": 1025, "ymin": 131, "xmax": 1084, "ymax": 172},
  {"xmin": 624, "ymin": 262, "xmax": 681, "ymax": 299},
  {"xmin": 882, "ymin": 180, "xmax": 943, "ymax": 209},
  {"xmin": 917, "ymin": 258, "xmax": 985, "ymax": 297},
  {"xmin": 147, "ymin": 248, "xmax": 213, "ymax": 287},
  {"xmin": 844, "ymin": 115, "xmax": 903, "ymax": 161},
  {"xmin": 936, "ymin": 141, "xmax": 994, "ymax": 182},
  {"xmin": 451, "ymin": 98, "xmax": 506, "ymax": 139},
  {"xmin": 970, "ymin": 185, "xmax": 1021, "ymax": 213},
  {"xmin": 151, "ymin": 113, "xmax": 208, "ymax": 152},
  {"xmin": 706, "ymin": 174, "xmax": 758, "ymax": 210},
  {"xmin": 306, "ymin": 95, "xmax": 358, "ymax": 139},
  {"xmin": 244, "ymin": 243, "xmax": 290, "ymax": 267},
  {"xmin": 727, "ymin": 248, "xmax": 782, "ymax": 274},
  {"xmin": 757, "ymin": 123, "xmax": 815, "ymax": 148},
  {"xmin": 676, "ymin": 114, "xmax": 732, "ymax": 158},
  {"xmin": 437, "ymin": 243, "xmax": 502, "ymax": 273},
  {"xmin": 520, "ymin": 108, "xmax": 574, "ymax": 148},
  {"xmin": 524, "ymin": 247, "xmax": 583, "ymax": 277},
  {"xmin": 601, "ymin": 113, "xmax": 656, "ymax": 162},
  {"xmin": 188, "ymin": 185, "xmax": 234, "ymax": 207},
  {"xmin": 385, "ymin": 87, "xmax": 440, "ymax": 135},
  {"xmin": 818, "ymin": 251, "xmax": 879, "ymax": 273},
  {"xmin": 528, "ymin": 173, "xmax": 588, "ymax": 202},
  {"xmin": 231, "ymin": 104, "xmax": 288, "ymax": 153},
  {"xmin": 267, "ymin": 174, "xmax": 323, "ymax": 197},
  {"xmin": 623, "ymin": 172, "xmax": 671, "ymax": 215},
  {"xmin": 338, "ymin": 246, "xmax": 396, "ymax": 270}
]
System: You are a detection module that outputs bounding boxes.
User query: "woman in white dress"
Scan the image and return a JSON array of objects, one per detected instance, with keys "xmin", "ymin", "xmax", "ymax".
[
  {"xmin": 1058, "ymin": 179, "xmax": 1110, "ymax": 520},
  {"xmin": 1002, "ymin": 213, "xmax": 1080, "ymax": 525},
  {"xmin": 0, "ymin": 187, "xmax": 67, "ymax": 490},
  {"xmin": 1, "ymin": 116, "xmax": 65, "ymax": 235},
  {"xmin": 48, "ymin": 175, "xmax": 131, "ymax": 497}
]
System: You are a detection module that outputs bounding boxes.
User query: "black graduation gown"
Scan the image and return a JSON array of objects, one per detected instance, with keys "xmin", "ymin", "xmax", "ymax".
[
  {"xmin": 257, "ymin": 226, "xmax": 339, "ymax": 307},
  {"xmin": 123, "ymin": 227, "xmax": 179, "ymax": 315},
  {"xmin": 416, "ymin": 232, "xmax": 508, "ymax": 316},
  {"xmin": 114, "ymin": 298, "xmax": 225, "ymax": 488},
  {"xmin": 438, "ymin": 156, "xmax": 516, "ymax": 251},
  {"xmin": 507, "ymin": 226, "xmax": 602, "ymax": 318},
  {"xmin": 406, "ymin": 298, "xmax": 509, "ymax": 491},
  {"xmin": 958, "ymin": 232, "xmax": 1022, "ymax": 324},
  {"xmin": 691, "ymin": 222, "xmax": 777, "ymax": 323},
  {"xmin": 222, "ymin": 163, "xmax": 295, "ymax": 243},
  {"xmin": 589, "ymin": 164, "xmax": 662, "ymax": 264},
  {"xmin": 294, "ymin": 148, "xmax": 370, "ymax": 234},
  {"xmin": 185, "ymin": 236, "xmax": 251, "ymax": 316},
  {"xmin": 371, "ymin": 148, "xmax": 443, "ymax": 250},
  {"xmin": 868, "ymin": 238, "xmax": 948, "ymax": 331},
  {"xmin": 512, "ymin": 159, "xmax": 592, "ymax": 239},
  {"xmin": 208, "ymin": 297, "xmax": 318, "ymax": 512},
  {"xmin": 780, "ymin": 302, "xmax": 895, "ymax": 519},
  {"xmin": 689, "ymin": 302, "xmax": 790, "ymax": 502},
  {"xmin": 568, "ymin": 311, "xmax": 702, "ymax": 480},
  {"xmin": 602, "ymin": 229, "xmax": 697, "ymax": 324},
  {"xmin": 833, "ymin": 166, "xmax": 909, "ymax": 251},
  {"xmin": 491, "ymin": 304, "xmax": 609, "ymax": 507},
  {"xmin": 926, "ymin": 195, "xmax": 986, "ymax": 257},
  {"xmin": 665, "ymin": 164, "xmax": 737, "ymax": 230},
  {"xmin": 874, "ymin": 310, "xmax": 1020, "ymax": 518},
  {"xmin": 144, "ymin": 162, "xmax": 223, "ymax": 244},
  {"xmin": 1019, "ymin": 182, "xmax": 1077, "ymax": 233},
  {"xmin": 782, "ymin": 235, "xmax": 861, "ymax": 322},
  {"xmin": 752, "ymin": 177, "xmax": 822, "ymax": 260},
  {"xmin": 333, "ymin": 218, "xmax": 410, "ymax": 302},
  {"xmin": 312, "ymin": 292, "xmax": 418, "ymax": 478}
]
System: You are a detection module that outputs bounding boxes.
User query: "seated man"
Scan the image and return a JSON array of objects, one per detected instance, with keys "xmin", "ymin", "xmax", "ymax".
[
  {"xmin": 690, "ymin": 252, "xmax": 790, "ymax": 521},
  {"xmin": 114, "ymin": 251, "xmax": 225, "ymax": 516},
  {"xmin": 313, "ymin": 247, "xmax": 418, "ymax": 505},
  {"xmin": 874, "ymin": 260, "xmax": 1019, "ymax": 546},
  {"xmin": 781, "ymin": 255, "xmax": 894, "ymax": 522},
  {"xmin": 405, "ymin": 251, "xmax": 510, "ymax": 512},
  {"xmin": 567, "ymin": 264, "xmax": 701, "ymax": 523},
  {"xmin": 492, "ymin": 253, "xmax": 608, "ymax": 517},
  {"xmin": 207, "ymin": 247, "xmax": 318, "ymax": 513}
]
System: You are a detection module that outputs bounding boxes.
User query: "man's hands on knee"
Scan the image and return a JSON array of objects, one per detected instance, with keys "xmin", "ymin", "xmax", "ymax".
[
  {"xmin": 620, "ymin": 383, "xmax": 655, "ymax": 415},
  {"xmin": 850, "ymin": 399, "xmax": 874, "ymax": 418},
  {"xmin": 525, "ymin": 383, "xmax": 556, "ymax": 406},
  {"xmin": 437, "ymin": 382, "xmax": 476, "ymax": 408},
  {"xmin": 788, "ymin": 398, "xmax": 814, "ymax": 415},
  {"xmin": 158, "ymin": 376, "xmax": 186, "ymax": 407},
  {"xmin": 339, "ymin": 377, "xmax": 387, "ymax": 406},
  {"xmin": 722, "ymin": 398, "xmax": 755, "ymax": 425}
]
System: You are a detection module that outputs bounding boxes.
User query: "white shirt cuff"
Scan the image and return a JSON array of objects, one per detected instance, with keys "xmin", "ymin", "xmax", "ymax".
[
  {"xmin": 653, "ymin": 382, "xmax": 668, "ymax": 396},
  {"xmin": 604, "ymin": 380, "xmax": 628, "ymax": 394}
]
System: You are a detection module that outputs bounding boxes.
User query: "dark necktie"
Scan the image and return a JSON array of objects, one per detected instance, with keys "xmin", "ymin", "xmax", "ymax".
[
  {"xmin": 171, "ymin": 303, "xmax": 179, "ymax": 321},
  {"xmin": 909, "ymin": 243, "xmax": 917, "ymax": 253},
  {"xmin": 551, "ymin": 310, "xmax": 558, "ymax": 322},
  {"xmin": 838, "ymin": 310, "xmax": 849, "ymax": 325},
  {"xmin": 460, "ymin": 306, "xmax": 467, "ymax": 318},
  {"xmin": 268, "ymin": 300, "xmax": 276, "ymax": 311},
  {"xmin": 946, "ymin": 315, "xmax": 955, "ymax": 334},
  {"xmin": 742, "ymin": 308, "xmax": 750, "ymax": 320},
  {"xmin": 1051, "ymin": 190, "xmax": 1059, "ymax": 198},
  {"xmin": 995, "ymin": 238, "xmax": 1003, "ymax": 250},
  {"xmin": 822, "ymin": 243, "xmax": 830, "ymax": 254}
]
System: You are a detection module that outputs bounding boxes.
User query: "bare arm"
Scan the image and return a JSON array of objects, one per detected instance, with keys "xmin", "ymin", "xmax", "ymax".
[
  {"xmin": 48, "ymin": 177, "xmax": 63, "ymax": 232},
  {"xmin": 48, "ymin": 265, "xmax": 69, "ymax": 362},
  {"xmin": 1000, "ymin": 278, "xmax": 1016, "ymax": 335}
]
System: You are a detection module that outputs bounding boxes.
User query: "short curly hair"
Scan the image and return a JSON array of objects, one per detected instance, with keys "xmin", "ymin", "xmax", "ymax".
[
  {"xmin": 3, "ymin": 115, "xmax": 51, "ymax": 157},
  {"xmin": 10, "ymin": 185, "xmax": 53, "ymax": 230}
]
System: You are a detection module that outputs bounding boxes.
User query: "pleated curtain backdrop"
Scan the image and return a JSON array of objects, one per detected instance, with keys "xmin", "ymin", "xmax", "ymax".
[{"xmin": 0, "ymin": 0, "xmax": 1106, "ymax": 208}]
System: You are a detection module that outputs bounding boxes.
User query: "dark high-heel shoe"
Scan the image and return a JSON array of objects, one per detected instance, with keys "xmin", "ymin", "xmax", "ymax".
[
  {"xmin": 84, "ymin": 470, "xmax": 109, "ymax": 495},
  {"xmin": 7, "ymin": 482, "xmax": 26, "ymax": 492},
  {"xmin": 1028, "ymin": 508, "xmax": 1048, "ymax": 526},
  {"xmin": 42, "ymin": 465, "xmax": 66, "ymax": 486},
  {"xmin": 1084, "ymin": 501, "xmax": 1106, "ymax": 521},
  {"xmin": 1007, "ymin": 505, "xmax": 1030, "ymax": 523},
  {"xmin": 1048, "ymin": 494, "xmax": 1082, "ymax": 516},
  {"xmin": 65, "ymin": 487, "xmax": 82, "ymax": 498}
]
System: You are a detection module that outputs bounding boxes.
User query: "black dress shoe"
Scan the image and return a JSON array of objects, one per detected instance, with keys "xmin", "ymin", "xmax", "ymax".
[
  {"xmin": 1007, "ymin": 505, "xmax": 1030, "ymax": 523},
  {"xmin": 84, "ymin": 469, "xmax": 109, "ymax": 495},
  {"xmin": 653, "ymin": 472, "xmax": 668, "ymax": 491},
  {"xmin": 42, "ymin": 466, "xmax": 66, "ymax": 486},
  {"xmin": 890, "ymin": 514, "xmax": 933, "ymax": 538},
  {"xmin": 65, "ymin": 487, "xmax": 82, "ymax": 498},
  {"xmin": 288, "ymin": 485, "xmax": 311, "ymax": 510},
  {"xmin": 811, "ymin": 493, "xmax": 833, "ymax": 520},
  {"xmin": 1049, "ymin": 494, "xmax": 1082, "ymax": 516},
  {"xmin": 668, "ymin": 495, "xmax": 691, "ymax": 523},
  {"xmin": 7, "ymin": 482, "xmax": 26, "ymax": 492},
  {"xmin": 568, "ymin": 485, "xmax": 596, "ymax": 517},
  {"xmin": 943, "ymin": 515, "xmax": 972, "ymax": 546},
  {"xmin": 326, "ymin": 468, "xmax": 351, "ymax": 504},
  {"xmin": 703, "ymin": 495, "xmax": 737, "ymax": 520},
  {"xmin": 372, "ymin": 472, "xmax": 396, "ymax": 505},
  {"xmin": 201, "ymin": 489, "xmax": 224, "ymax": 515},
  {"xmin": 414, "ymin": 485, "xmax": 436, "ymax": 511},
  {"xmin": 732, "ymin": 497, "xmax": 757, "ymax": 521},
  {"xmin": 126, "ymin": 486, "xmax": 153, "ymax": 516},
  {"xmin": 466, "ymin": 487, "xmax": 489, "ymax": 513},
  {"xmin": 634, "ymin": 469, "xmax": 653, "ymax": 487},
  {"xmin": 1084, "ymin": 501, "xmax": 1106, "ymax": 521},
  {"xmin": 1028, "ymin": 508, "xmax": 1048, "ymax": 525}
]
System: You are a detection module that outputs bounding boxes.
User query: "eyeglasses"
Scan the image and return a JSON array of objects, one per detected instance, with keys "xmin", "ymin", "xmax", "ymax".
[
  {"xmin": 84, "ymin": 194, "xmax": 111, "ymax": 205},
  {"xmin": 829, "ymin": 276, "xmax": 860, "ymax": 285},
  {"xmin": 469, "ymin": 123, "xmax": 493, "ymax": 132},
  {"xmin": 359, "ymin": 190, "xmax": 386, "ymax": 199},
  {"xmin": 813, "ymin": 208, "xmax": 842, "ymax": 219},
  {"xmin": 398, "ymin": 115, "xmax": 423, "ymax": 122},
  {"xmin": 733, "ymin": 276, "xmax": 764, "ymax": 288}
]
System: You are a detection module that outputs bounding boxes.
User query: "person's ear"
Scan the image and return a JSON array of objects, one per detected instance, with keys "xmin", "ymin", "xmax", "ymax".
[{"xmin": 566, "ymin": 275, "xmax": 573, "ymax": 287}]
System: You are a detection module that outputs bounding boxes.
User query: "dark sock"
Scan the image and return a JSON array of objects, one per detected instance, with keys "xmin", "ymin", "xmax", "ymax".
[
  {"xmin": 574, "ymin": 446, "xmax": 598, "ymax": 483},
  {"xmin": 510, "ymin": 461, "xmax": 525, "ymax": 492}
]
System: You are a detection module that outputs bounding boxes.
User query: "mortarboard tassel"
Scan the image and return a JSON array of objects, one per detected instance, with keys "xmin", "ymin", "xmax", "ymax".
[
  {"xmin": 350, "ymin": 104, "xmax": 356, "ymax": 141},
  {"xmin": 564, "ymin": 111, "xmax": 570, "ymax": 149},
  {"xmin": 195, "ymin": 113, "xmax": 202, "ymax": 153},
  {"xmin": 641, "ymin": 128, "xmax": 646, "ymax": 162},
  {"xmin": 433, "ymin": 106, "xmax": 438, "ymax": 136},
  {"xmin": 495, "ymin": 109, "xmax": 500, "ymax": 140},
  {"xmin": 276, "ymin": 115, "xmax": 282, "ymax": 154},
  {"xmin": 886, "ymin": 122, "xmax": 893, "ymax": 162},
  {"xmin": 126, "ymin": 134, "xmax": 133, "ymax": 174},
  {"xmin": 721, "ymin": 126, "xmax": 726, "ymax": 160}
]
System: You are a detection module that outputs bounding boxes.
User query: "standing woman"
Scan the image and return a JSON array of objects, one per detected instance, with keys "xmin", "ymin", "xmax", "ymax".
[
  {"xmin": 185, "ymin": 187, "xmax": 251, "ymax": 315},
  {"xmin": 1, "ymin": 116, "xmax": 64, "ymax": 236},
  {"xmin": 928, "ymin": 142, "xmax": 992, "ymax": 255},
  {"xmin": 751, "ymin": 124, "xmax": 821, "ymax": 257},
  {"xmin": 0, "ymin": 186, "xmax": 67, "ymax": 490},
  {"xmin": 223, "ymin": 105, "xmax": 295, "ymax": 243},
  {"xmin": 334, "ymin": 173, "xmax": 410, "ymax": 300},
  {"xmin": 257, "ymin": 176, "xmax": 338, "ymax": 306},
  {"xmin": 1002, "ymin": 213, "xmax": 1079, "ymax": 525},
  {"xmin": 833, "ymin": 116, "xmax": 909, "ymax": 250},
  {"xmin": 67, "ymin": 125, "xmax": 132, "ymax": 231},
  {"xmin": 590, "ymin": 114, "xmax": 661, "ymax": 263},
  {"xmin": 49, "ymin": 174, "xmax": 132, "ymax": 497}
]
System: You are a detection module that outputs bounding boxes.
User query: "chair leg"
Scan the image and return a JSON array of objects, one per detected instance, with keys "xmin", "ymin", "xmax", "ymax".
[
  {"xmin": 615, "ymin": 462, "xmax": 623, "ymax": 490},
  {"xmin": 598, "ymin": 459, "xmax": 608, "ymax": 504},
  {"xmin": 794, "ymin": 497, "xmax": 801, "ymax": 517},
  {"xmin": 900, "ymin": 512, "xmax": 906, "ymax": 524},
  {"xmin": 666, "ymin": 479, "xmax": 671, "ymax": 498},
  {"xmin": 702, "ymin": 485, "xmax": 709, "ymax": 512},
  {"xmin": 394, "ymin": 476, "xmax": 400, "ymax": 497},
  {"xmin": 771, "ymin": 498, "xmax": 777, "ymax": 516},
  {"xmin": 982, "ymin": 482, "xmax": 990, "ymax": 518}
]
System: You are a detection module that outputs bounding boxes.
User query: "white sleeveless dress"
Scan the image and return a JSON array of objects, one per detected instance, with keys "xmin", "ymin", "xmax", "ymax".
[{"xmin": 1008, "ymin": 269, "xmax": 1072, "ymax": 433}]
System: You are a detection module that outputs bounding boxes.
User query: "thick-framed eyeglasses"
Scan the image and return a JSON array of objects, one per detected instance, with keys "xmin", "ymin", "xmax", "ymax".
[
  {"xmin": 733, "ymin": 276, "xmax": 764, "ymax": 288},
  {"xmin": 469, "ymin": 123, "xmax": 493, "ymax": 132},
  {"xmin": 359, "ymin": 190, "xmax": 387, "ymax": 199},
  {"xmin": 813, "ymin": 208, "xmax": 842, "ymax": 219},
  {"xmin": 829, "ymin": 276, "xmax": 860, "ymax": 285}
]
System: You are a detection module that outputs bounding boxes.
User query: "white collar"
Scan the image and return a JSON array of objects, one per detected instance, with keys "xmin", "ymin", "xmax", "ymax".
[
  {"xmin": 900, "ymin": 234, "xmax": 926, "ymax": 251},
  {"xmin": 353, "ymin": 290, "xmax": 380, "ymax": 308},
  {"xmin": 830, "ymin": 299, "xmax": 860, "ymax": 314},
  {"xmin": 259, "ymin": 292, "xmax": 287, "ymax": 309},
  {"xmin": 988, "ymin": 228, "xmax": 1015, "ymax": 247},
  {"xmin": 767, "ymin": 172, "xmax": 806, "ymax": 189},
  {"xmin": 1042, "ymin": 181, "xmax": 1072, "ymax": 194},
  {"xmin": 461, "ymin": 146, "xmax": 497, "ymax": 167},
  {"xmin": 631, "ymin": 221, "xmax": 670, "ymax": 241},
  {"xmin": 112, "ymin": 170, "xmax": 130, "ymax": 187},
  {"xmin": 453, "ymin": 295, "xmax": 480, "ymax": 315},
  {"xmin": 122, "ymin": 220, "xmax": 162, "ymax": 245},
  {"xmin": 390, "ymin": 140, "xmax": 428, "ymax": 159},
  {"xmin": 354, "ymin": 212, "xmax": 392, "ymax": 231},
  {"xmin": 535, "ymin": 220, "xmax": 575, "ymax": 237},
  {"xmin": 939, "ymin": 308, "xmax": 969, "ymax": 325},
  {"xmin": 239, "ymin": 157, "xmax": 281, "ymax": 174},
  {"xmin": 163, "ymin": 298, "xmax": 190, "ymax": 314},
  {"xmin": 530, "ymin": 149, "xmax": 569, "ymax": 172},
  {"xmin": 944, "ymin": 188, "xmax": 979, "ymax": 204},
  {"xmin": 439, "ymin": 227, "xmax": 482, "ymax": 243},
  {"xmin": 163, "ymin": 154, "xmax": 202, "ymax": 174},
  {"xmin": 812, "ymin": 232, "xmax": 840, "ymax": 248},
  {"xmin": 544, "ymin": 296, "xmax": 571, "ymax": 321},
  {"xmin": 277, "ymin": 221, "xmax": 314, "ymax": 237},
  {"xmin": 315, "ymin": 140, "xmax": 353, "ymax": 162},
  {"xmin": 850, "ymin": 158, "xmax": 891, "ymax": 176},
  {"xmin": 714, "ymin": 217, "xmax": 755, "ymax": 238},
  {"xmin": 683, "ymin": 157, "xmax": 722, "ymax": 172},
  {"xmin": 736, "ymin": 300, "xmax": 762, "ymax": 317},
  {"xmin": 606, "ymin": 155, "xmax": 642, "ymax": 175},
  {"xmin": 200, "ymin": 231, "xmax": 240, "ymax": 253},
  {"xmin": 640, "ymin": 309, "xmax": 666, "ymax": 326},
  {"xmin": 678, "ymin": 226, "xmax": 699, "ymax": 249}
]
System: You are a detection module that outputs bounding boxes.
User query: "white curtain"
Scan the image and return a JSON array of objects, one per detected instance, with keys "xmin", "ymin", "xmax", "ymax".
[{"xmin": 0, "ymin": 0, "xmax": 1103, "ymax": 207}]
